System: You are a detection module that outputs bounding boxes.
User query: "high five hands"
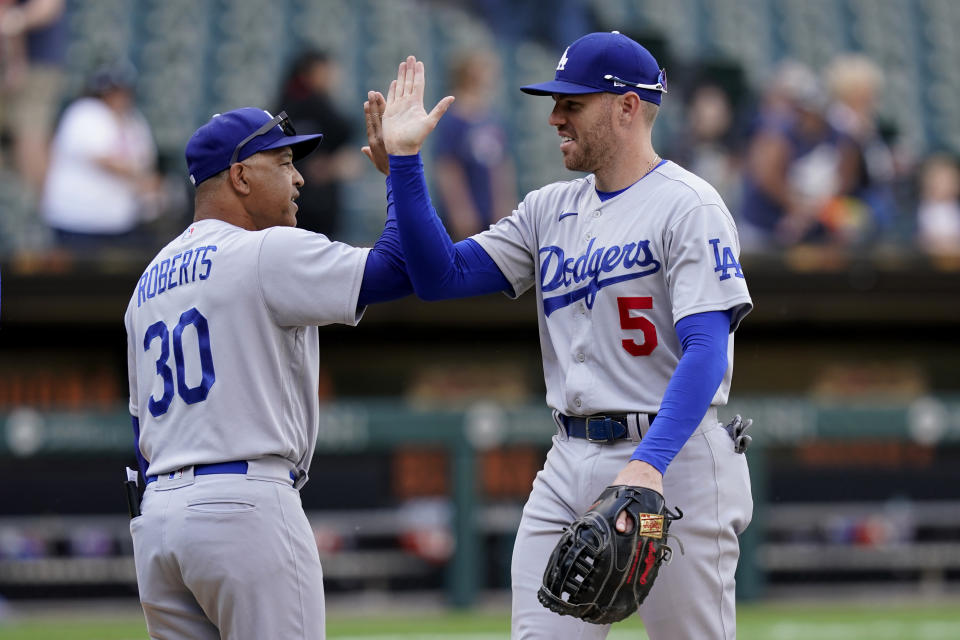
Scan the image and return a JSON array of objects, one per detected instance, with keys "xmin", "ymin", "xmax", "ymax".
[
  {"xmin": 362, "ymin": 90, "xmax": 389, "ymax": 175},
  {"xmin": 381, "ymin": 55, "xmax": 455, "ymax": 156}
]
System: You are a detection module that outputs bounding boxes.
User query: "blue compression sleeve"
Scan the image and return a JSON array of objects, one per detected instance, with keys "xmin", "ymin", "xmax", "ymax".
[
  {"xmin": 630, "ymin": 309, "xmax": 732, "ymax": 474},
  {"xmin": 357, "ymin": 176, "xmax": 414, "ymax": 307},
  {"xmin": 389, "ymin": 153, "xmax": 512, "ymax": 300},
  {"xmin": 131, "ymin": 415, "xmax": 149, "ymax": 478}
]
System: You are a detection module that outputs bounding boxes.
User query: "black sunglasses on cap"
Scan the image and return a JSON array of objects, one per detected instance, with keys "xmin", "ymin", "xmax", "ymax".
[{"xmin": 230, "ymin": 111, "xmax": 297, "ymax": 165}]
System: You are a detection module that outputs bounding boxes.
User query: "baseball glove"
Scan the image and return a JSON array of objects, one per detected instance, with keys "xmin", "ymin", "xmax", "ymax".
[{"xmin": 537, "ymin": 485, "xmax": 681, "ymax": 625}]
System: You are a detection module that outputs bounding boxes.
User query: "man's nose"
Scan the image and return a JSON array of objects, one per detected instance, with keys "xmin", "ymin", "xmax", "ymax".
[
  {"xmin": 548, "ymin": 107, "xmax": 564, "ymax": 127},
  {"xmin": 293, "ymin": 167, "xmax": 304, "ymax": 187}
]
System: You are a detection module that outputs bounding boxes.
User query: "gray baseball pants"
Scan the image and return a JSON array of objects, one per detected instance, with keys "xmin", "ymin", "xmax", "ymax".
[
  {"xmin": 130, "ymin": 457, "xmax": 325, "ymax": 640},
  {"xmin": 511, "ymin": 407, "xmax": 753, "ymax": 639}
]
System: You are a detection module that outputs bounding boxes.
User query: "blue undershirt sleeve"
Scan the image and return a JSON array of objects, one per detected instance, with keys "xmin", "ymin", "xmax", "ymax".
[
  {"xmin": 389, "ymin": 153, "xmax": 512, "ymax": 300},
  {"xmin": 131, "ymin": 415, "xmax": 149, "ymax": 478},
  {"xmin": 630, "ymin": 309, "xmax": 732, "ymax": 474},
  {"xmin": 357, "ymin": 176, "xmax": 415, "ymax": 308}
]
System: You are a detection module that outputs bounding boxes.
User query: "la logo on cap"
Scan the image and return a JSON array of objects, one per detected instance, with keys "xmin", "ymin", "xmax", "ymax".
[{"xmin": 556, "ymin": 47, "xmax": 569, "ymax": 71}]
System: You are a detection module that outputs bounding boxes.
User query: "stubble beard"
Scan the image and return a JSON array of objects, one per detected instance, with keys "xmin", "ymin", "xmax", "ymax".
[{"xmin": 562, "ymin": 113, "xmax": 614, "ymax": 174}]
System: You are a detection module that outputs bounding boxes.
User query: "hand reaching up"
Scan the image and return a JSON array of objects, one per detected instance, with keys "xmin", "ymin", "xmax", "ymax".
[
  {"xmin": 361, "ymin": 91, "xmax": 389, "ymax": 175},
  {"xmin": 381, "ymin": 55, "xmax": 455, "ymax": 156}
]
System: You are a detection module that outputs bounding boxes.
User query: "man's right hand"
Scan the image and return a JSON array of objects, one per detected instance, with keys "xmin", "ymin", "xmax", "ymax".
[
  {"xmin": 381, "ymin": 55, "xmax": 454, "ymax": 156},
  {"xmin": 362, "ymin": 90, "xmax": 389, "ymax": 175}
]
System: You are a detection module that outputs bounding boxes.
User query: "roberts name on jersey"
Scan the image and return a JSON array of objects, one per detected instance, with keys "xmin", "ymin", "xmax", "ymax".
[{"xmin": 136, "ymin": 244, "xmax": 218, "ymax": 308}]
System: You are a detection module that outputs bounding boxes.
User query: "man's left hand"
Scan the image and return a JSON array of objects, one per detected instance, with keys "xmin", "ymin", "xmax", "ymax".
[
  {"xmin": 381, "ymin": 55, "xmax": 454, "ymax": 156},
  {"xmin": 610, "ymin": 460, "xmax": 663, "ymax": 533}
]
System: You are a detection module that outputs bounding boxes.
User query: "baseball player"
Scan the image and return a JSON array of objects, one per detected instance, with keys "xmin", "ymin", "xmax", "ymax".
[
  {"xmin": 124, "ymin": 106, "xmax": 409, "ymax": 639},
  {"xmin": 374, "ymin": 33, "xmax": 753, "ymax": 639}
]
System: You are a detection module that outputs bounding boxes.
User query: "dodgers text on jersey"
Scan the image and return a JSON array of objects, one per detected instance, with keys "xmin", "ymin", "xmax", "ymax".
[{"xmin": 540, "ymin": 238, "xmax": 661, "ymax": 316}]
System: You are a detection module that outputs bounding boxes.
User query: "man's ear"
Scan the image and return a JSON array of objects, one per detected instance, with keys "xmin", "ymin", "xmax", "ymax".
[
  {"xmin": 617, "ymin": 92, "xmax": 643, "ymax": 125},
  {"xmin": 228, "ymin": 162, "xmax": 252, "ymax": 195}
]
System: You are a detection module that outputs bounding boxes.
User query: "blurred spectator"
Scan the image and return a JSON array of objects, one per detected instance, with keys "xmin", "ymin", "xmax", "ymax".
[
  {"xmin": 0, "ymin": 0, "xmax": 66, "ymax": 196},
  {"xmin": 432, "ymin": 48, "xmax": 516, "ymax": 240},
  {"xmin": 467, "ymin": 0, "xmax": 593, "ymax": 50},
  {"xmin": 746, "ymin": 61, "xmax": 814, "ymax": 130},
  {"xmin": 671, "ymin": 83, "xmax": 742, "ymax": 212},
  {"xmin": 915, "ymin": 154, "xmax": 960, "ymax": 255},
  {"xmin": 739, "ymin": 61, "xmax": 852, "ymax": 248},
  {"xmin": 39, "ymin": 61, "xmax": 163, "ymax": 252},
  {"xmin": 275, "ymin": 49, "xmax": 359, "ymax": 238},
  {"xmin": 824, "ymin": 54, "xmax": 899, "ymax": 242}
]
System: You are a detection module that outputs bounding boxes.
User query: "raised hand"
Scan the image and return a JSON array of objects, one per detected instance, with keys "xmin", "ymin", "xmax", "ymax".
[
  {"xmin": 381, "ymin": 55, "xmax": 455, "ymax": 156},
  {"xmin": 361, "ymin": 91, "xmax": 389, "ymax": 175}
]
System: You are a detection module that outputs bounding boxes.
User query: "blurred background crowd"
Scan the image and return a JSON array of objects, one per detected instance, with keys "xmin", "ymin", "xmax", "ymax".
[
  {"xmin": 1, "ymin": 0, "xmax": 959, "ymax": 619},
  {"xmin": 0, "ymin": 0, "xmax": 958, "ymax": 260}
]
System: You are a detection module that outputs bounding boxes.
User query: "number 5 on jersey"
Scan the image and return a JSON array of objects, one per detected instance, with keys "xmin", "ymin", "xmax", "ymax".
[
  {"xmin": 144, "ymin": 307, "xmax": 216, "ymax": 417},
  {"xmin": 617, "ymin": 297, "xmax": 658, "ymax": 356}
]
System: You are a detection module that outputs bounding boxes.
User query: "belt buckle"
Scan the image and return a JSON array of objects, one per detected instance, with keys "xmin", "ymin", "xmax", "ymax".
[{"xmin": 584, "ymin": 416, "xmax": 616, "ymax": 443}]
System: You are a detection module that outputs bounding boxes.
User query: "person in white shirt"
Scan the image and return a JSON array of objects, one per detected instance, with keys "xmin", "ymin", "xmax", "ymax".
[{"xmin": 40, "ymin": 61, "xmax": 161, "ymax": 250}]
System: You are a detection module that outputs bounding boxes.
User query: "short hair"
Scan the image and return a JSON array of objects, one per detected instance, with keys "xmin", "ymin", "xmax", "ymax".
[
  {"xmin": 639, "ymin": 99, "xmax": 659, "ymax": 126},
  {"xmin": 605, "ymin": 92, "xmax": 658, "ymax": 127},
  {"xmin": 195, "ymin": 168, "xmax": 227, "ymax": 196}
]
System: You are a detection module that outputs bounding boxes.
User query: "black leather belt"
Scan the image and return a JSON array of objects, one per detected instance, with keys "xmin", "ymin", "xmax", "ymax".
[{"xmin": 559, "ymin": 413, "xmax": 657, "ymax": 442}]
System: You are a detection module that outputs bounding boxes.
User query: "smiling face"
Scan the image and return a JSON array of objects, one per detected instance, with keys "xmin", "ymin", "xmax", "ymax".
[
  {"xmin": 239, "ymin": 147, "xmax": 304, "ymax": 229},
  {"xmin": 548, "ymin": 92, "xmax": 617, "ymax": 174}
]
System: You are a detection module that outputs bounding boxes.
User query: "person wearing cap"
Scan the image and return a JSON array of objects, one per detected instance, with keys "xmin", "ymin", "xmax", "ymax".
[
  {"xmin": 40, "ymin": 60, "xmax": 163, "ymax": 251},
  {"xmin": 124, "ymin": 105, "xmax": 412, "ymax": 639},
  {"xmin": 371, "ymin": 32, "xmax": 753, "ymax": 638}
]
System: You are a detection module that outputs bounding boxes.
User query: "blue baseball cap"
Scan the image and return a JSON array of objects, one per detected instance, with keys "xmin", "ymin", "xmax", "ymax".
[
  {"xmin": 185, "ymin": 107, "xmax": 323, "ymax": 186},
  {"xmin": 520, "ymin": 31, "xmax": 667, "ymax": 105}
]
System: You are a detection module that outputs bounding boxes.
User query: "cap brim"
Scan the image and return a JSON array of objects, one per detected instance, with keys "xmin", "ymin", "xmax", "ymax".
[
  {"xmin": 520, "ymin": 80, "xmax": 603, "ymax": 96},
  {"xmin": 261, "ymin": 133, "xmax": 324, "ymax": 161}
]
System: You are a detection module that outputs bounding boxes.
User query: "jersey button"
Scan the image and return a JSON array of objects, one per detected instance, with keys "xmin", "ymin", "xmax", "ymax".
[
  {"xmin": 574, "ymin": 398, "xmax": 582, "ymax": 408},
  {"xmin": 577, "ymin": 353, "xmax": 585, "ymax": 362},
  {"xmin": 592, "ymin": 210, "xmax": 601, "ymax": 218}
]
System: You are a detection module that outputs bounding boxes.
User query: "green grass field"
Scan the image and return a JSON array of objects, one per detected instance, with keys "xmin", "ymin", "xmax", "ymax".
[{"xmin": 1, "ymin": 601, "xmax": 958, "ymax": 639}]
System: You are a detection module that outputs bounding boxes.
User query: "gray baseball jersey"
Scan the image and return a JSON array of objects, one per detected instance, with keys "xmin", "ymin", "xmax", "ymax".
[
  {"xmin": 473, "ymin": 161, "xmax": 754, "ymax": 639},
  {"xmin": 474, "ymin": 160, "xmax": 752, "ymax": 415},
  {"xmin": 124, "ymin": 219, "xmax": 367, "ymax": 639},
  {"xmin": 125, "ymin": 219, "xmax": 368, "ymax": 478}
]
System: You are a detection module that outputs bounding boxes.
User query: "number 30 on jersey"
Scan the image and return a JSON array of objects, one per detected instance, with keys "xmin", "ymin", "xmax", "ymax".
[{"xmin": 143, "ymin": 307, "xmax": 216, "ymax": 417}]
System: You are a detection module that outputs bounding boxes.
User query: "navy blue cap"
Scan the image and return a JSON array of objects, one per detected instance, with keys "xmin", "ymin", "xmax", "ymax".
[
  {"xmin": 521, "ymin": 32, "xmax": 667, "ymax": 105},
  {"xmin": 185, "ymin": 108, "xmax": 323, "ymax": 186}
]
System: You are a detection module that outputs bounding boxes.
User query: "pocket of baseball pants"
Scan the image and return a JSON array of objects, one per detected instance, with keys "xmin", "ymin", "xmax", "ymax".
[{"xmin": 185, "ymin": 500, "xmax": 256, "ymax": 514}]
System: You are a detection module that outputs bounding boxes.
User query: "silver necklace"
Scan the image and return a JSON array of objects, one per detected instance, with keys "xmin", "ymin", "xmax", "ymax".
[{"xmin": 643, "ymin": 154, "xmax": 661, "ymax": 177}]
